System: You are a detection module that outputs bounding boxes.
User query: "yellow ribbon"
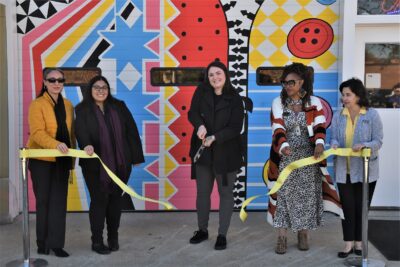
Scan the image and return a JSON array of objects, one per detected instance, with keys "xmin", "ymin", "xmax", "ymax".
[
  {"xmin": 239, "ymin": 148, "xmax": 371, "ymax": 222},
  {"xmin": 20, "ymin": 149, "xmax": 173, "ymax": 210}
]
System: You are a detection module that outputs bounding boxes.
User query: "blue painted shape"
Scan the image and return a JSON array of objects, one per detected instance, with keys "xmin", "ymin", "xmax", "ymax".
[{"xmin": 317, "ymin": 0, "xmax": 336, "ymax": 5}]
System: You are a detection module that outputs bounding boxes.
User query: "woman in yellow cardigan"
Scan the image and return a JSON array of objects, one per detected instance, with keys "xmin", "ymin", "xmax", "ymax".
[{"xmin": 27, "ymin": 68, "xmax": 75, "ymax": 258}]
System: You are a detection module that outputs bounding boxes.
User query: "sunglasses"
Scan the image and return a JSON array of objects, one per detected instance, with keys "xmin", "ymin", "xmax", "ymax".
[
  {"xmin": 46, "ymin": 78, "xmax": 65, "ymax": 84},
  {"xmin": 281, "ymin": 79, "xmax": 302, "ymax": 87}
]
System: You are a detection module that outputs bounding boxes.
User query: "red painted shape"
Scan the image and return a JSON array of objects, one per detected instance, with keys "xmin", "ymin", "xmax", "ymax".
[
  {"xmin": 168, "ymin": 88, "xmax": 193, "ymax": 163},
  {"xmin": 146, "ymin": 159, "xmax": 160, "ymax": 178},
  {"xmin": 168, "ymin": 116, "xmax": 191, "ymax": 164},
  {"xmin": 144, "ymin": 122, "xmax": 160, "ymax": 154},
  {"xmin": 168, "ymin": 0, "xmax": 228, "ymax": 66},
  {"xmin": 146, "ymin": 99, "xmax": 160, "ymax": 117},
  {"xmin": 145, "ymin": 183, "xmax": 159, "ymax": 210},
  {"xmin": 287, "ymin": 18, "xmax": 334, "ymax": 59},
  {"xmin": 166, "ymin": 0, "xmax": 228, "ymax": 209}
]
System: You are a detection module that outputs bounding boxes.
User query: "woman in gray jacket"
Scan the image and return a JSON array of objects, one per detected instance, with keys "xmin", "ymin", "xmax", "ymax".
[{"xmin": 330, "ymin": 78, "xmax": 383, "ymax": 258}]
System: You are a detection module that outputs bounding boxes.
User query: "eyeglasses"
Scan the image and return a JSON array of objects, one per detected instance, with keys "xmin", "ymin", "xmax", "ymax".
[
  {"xmin": 93, "ymin": 85, "xmax": 109, "ymax": 92},
  {"xmin": 281, "ymin": 79, "xmax": 302, "ymax": 87},
  {"xmin": 46, "ymin": 78, "xmax": 65, "ymax": 84}
]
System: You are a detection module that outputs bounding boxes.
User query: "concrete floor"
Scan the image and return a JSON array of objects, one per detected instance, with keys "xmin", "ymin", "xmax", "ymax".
[{"xmin": 1, "ymin": 211, "xmax": 399, "ymax": 267}]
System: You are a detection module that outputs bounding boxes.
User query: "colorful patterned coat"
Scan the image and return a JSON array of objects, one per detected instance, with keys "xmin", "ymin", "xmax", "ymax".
[{"xmin": 265, "ymin": 96, "xmax": 343, "ymax": 225}]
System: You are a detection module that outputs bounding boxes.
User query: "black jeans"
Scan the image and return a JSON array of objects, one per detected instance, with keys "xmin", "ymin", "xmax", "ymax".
[
  {"xmin": 29, "ymin": 159, "xmax": 69, "ymax": 249},
  {"xmin": 195, "ymin": 164, "xmax": 237, "ymax": 236},
  {"xmin": 337, "ymin": 175, "xmax": 376, "ymax": 241},
  {"xmin": 83, "ymin": 169, "xmax": 123, "ymax": 244}
]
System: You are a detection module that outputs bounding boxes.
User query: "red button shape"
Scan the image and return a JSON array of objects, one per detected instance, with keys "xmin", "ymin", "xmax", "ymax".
[{"xmin": 287, "ymin": 19, "xmax": 334, "ymax": 59}]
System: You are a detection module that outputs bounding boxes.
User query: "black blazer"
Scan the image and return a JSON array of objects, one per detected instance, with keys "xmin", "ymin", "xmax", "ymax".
[
  {"xmin": 188, "ymin": 83, "xmax": 244, "ymax": 178},
  {"xmin": 75, "ymin": 99, "xmax": 144, "ymax": 182}
]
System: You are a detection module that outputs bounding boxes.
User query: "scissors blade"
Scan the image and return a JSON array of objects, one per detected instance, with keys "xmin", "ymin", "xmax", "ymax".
[{"xmin": 193, "ymin": 145, "xmax": 205, "ymax": 163}]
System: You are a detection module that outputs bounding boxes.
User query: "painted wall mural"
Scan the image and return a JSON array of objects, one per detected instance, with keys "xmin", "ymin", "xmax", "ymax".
[{"xmin": 16, "ymin": 0, "xmax": 339, "ymax": 211}]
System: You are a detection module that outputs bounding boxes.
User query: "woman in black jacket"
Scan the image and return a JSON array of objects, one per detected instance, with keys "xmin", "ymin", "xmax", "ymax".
[
  {"xmin": 188, "ymin": 61, "xmax": 244, "ymax": 250},
  {"xmin": 75, "ymin": 75, "xmax": 144, "ymax": 254}
]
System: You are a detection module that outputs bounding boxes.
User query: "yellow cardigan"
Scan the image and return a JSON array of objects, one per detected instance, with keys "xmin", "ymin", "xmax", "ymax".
[{"xmin": 27, "ymin": 92, "xmax": 76, "ymax": 162}]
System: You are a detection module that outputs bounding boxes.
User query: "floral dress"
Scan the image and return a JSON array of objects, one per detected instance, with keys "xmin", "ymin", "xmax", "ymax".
[{"xmin": 273, "ymin": 100, "xmax": 324, "ymax": 231}]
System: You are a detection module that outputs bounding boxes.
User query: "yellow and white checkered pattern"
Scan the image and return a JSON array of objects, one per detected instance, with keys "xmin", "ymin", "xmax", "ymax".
[{"xmin": 249, "ymin": 0, "xmax": 339, "ymax": 71}]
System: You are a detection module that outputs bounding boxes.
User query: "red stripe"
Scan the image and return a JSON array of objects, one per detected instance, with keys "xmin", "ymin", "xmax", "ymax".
[{"xmin": 32, "ymin": 0, "xmax": 100, "ymax": 95}]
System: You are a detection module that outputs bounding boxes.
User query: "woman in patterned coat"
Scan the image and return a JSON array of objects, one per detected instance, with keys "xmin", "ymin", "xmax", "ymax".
[{"xmin": 267, "ymin": 63, "xmax": 341, "ymax": 254}]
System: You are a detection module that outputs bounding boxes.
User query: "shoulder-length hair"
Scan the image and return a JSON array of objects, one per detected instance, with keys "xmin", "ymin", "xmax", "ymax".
[
  {"xmin": 81, "ymin": 75, "xmax": 116, "ymax": 104},
  {"xmin": 204, "ymin": 61, "xmax": 236, "ymax": 95},
  {"xmin": 339, "ymin": 78, "xmax": 370, "ymax": 108},
  {"xmin": 37, "ymin": 67, "xmax": 65, "ymax": 98},
  {"xmin": 280, "ymin": 62, "xmax": 313, "ymax": 108}
]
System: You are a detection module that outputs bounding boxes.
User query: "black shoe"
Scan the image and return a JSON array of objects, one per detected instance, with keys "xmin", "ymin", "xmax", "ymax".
[
  {"xmin": 51, "ymin": 248, "xmax": 69, "ymax": 257},
  {"xmin": 214, "ymin": 235, "xmax": 227, "ymax": 250},
  {"xmin": 354, "ymin": 248, "xmax": 362, "ymax": 256},
  {"xmin": 92, "ymin": 243, "xmax": 111, "ymax": 255},
  {"xmin": 107, "ymin": 239, "xmax": 119, "ymax": 251},
  {"xmin": 189, "ymin": 230, "xmax": 208, "ymax": 244},
  {"xmin": 338, "ymin": 248, "xmax": 353, "ymax": 258},
  {"xmin": 37, "ymin": 247, "xmax": 49, "ymax": 255}
]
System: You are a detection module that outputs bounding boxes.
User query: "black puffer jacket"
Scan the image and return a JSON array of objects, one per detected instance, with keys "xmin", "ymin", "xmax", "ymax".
[{"xmin": 188, "ymin": 83, "xmax": 244, "ymax": 179}]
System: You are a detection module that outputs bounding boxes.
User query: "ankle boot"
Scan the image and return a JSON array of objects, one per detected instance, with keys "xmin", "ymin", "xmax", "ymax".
[
  {"xmin": 275, "ymin": 236, "xmax": 287, "ymax": 254},
  {"xmin": 298, "ymin": 231, "xmax": 309, "ymax": 251}
]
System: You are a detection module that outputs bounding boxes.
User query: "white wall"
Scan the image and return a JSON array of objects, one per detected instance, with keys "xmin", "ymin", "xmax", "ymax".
[
  {"xmin": 0, "ymin": 0, "xmax": 21, "ymax": 221},
  {"xmin": 339, "ymin": 0, "xmax": 400, "ymax": 207},
  {"xmin": 372, "ymin": 110, "xmax": 400, "ymax": 207}
]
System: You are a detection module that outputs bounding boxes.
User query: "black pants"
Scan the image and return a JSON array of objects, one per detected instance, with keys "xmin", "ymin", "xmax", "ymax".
[
  {"xmin": 195, "ymin": 164, "xmax": 237, "ymax": 236},
  {"xmin": 337, "ymin": 175, "xmax": 376, "ymax": 241},
  {"xmin": 83, "ymin": 169, "xmax": 123, "ymax": 244},
  {"xmin": 29, "ymin": 159, "xmax": 69, "ymax": 249}
]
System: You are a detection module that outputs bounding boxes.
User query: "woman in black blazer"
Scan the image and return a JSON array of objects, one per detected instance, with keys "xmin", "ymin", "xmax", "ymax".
[
  {"xmin": 75, "ymin": 75, "xmax": 144, "ymax": 254},
  {"xmin": 188, "ymin": 61, "xmax": 244, "ymax": 250}
]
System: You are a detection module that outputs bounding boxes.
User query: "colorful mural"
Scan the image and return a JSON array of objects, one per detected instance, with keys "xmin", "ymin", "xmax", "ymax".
[{"xmin": 16, "ymin": 0, "xmax": 339, "ymax": 211}]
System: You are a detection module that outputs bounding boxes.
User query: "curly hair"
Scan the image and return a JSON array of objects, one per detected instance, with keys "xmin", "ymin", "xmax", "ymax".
[
  {"xmin": 280, "ymin": 62, "xmax": 314, "ymax": 108},
  {"xmin": 339, "ymin": 78, "xmax": 370, "ymax": 108}
]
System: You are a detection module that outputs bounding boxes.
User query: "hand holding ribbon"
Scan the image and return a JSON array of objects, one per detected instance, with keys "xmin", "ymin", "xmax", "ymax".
[
  {"xmin": 20, "ymin": 148, "xmax": 173, "ymax": 210},
  {"xmin": 239, "ymin": 148, "xmax": 371, "ymax": 222}
]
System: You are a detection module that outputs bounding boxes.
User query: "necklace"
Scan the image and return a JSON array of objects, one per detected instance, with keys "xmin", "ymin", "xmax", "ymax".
[
  {"xmin": 286, "ymin": 98, "xmax": 302, "ymax": 106},
  {"xmin": 286, "ymin": 98, "xmax": 302, "ymax": 136}
]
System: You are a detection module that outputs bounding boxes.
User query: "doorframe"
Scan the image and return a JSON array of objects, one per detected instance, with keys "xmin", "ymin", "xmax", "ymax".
[{"xmin": 0, "ymin": 0, "xmax": 21, "ymax": 221}]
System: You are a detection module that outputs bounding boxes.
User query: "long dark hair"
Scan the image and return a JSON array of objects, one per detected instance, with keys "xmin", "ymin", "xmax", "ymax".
[
  {"xmin": 37, "ymin": 67, "xmax": 65, "ymax": 98},
  {"xmin": 280, "ymin": 62, "xmax": 313, "ymax": 108},
  {"xmin": 339, "ymin": 78, "xmax": 370, "ymax": 108},
  {"xmin": 82, "ymin": 75, "xmax": 116, "ymax": 105},
  {"xmin": 204, "ymin": 61, "xmax": 236, "ymax": 95}
]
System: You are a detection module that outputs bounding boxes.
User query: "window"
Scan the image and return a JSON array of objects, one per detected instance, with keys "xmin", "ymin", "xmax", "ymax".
[
  {"xmin": 364, "ymin": 43, "xmax": 400, "ymax": 108},
  {"xmin": 358, "ymin": 0, "xmax": 400, "ymax": 15},
  {"xmin": 43, "ymin": 67, "xmax": 102, "ymax": 86},
  {"xmin": 150, "ymin": 68, "xmax": 205, "ymax": 86}
]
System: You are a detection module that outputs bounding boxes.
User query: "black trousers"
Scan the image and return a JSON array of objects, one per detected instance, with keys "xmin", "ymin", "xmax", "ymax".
[
  {"xmin": 337, "ymin": 175, "xmax": 376, "ymax": 241},
  {"xmin": 29, "ymin": 159, "xmax": 69, "ymax": 249},
  {"xmin": 195, "ymin": 164, "xmax": 237, "ymax": 236},
  {"xmin": 82, "ymin": 169, "xmax": 123, "ymax": 244}
]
